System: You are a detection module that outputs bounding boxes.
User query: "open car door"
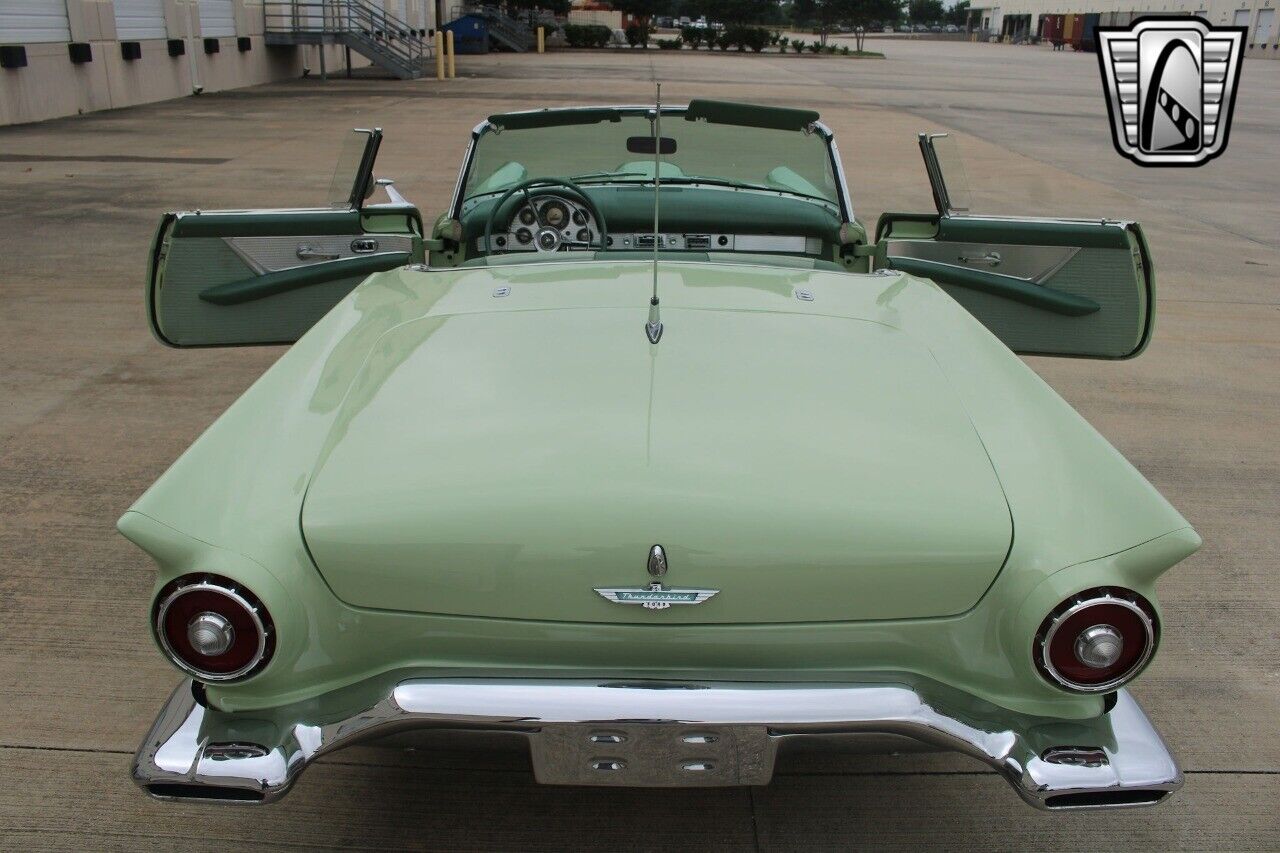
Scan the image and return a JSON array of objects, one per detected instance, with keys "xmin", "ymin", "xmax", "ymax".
[
  {"xmin": 876, "ymin": 134, "xmax": 1154, "ymax": 359},
  {"xmin": 148, "ymin": 129, "xmax": 424, "ymax": 347}
]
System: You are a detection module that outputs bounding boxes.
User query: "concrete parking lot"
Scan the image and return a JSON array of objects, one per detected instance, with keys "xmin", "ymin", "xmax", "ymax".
[{"xmin": 1, "ymin": 39, "xmax": 1277, "ymax": 850}]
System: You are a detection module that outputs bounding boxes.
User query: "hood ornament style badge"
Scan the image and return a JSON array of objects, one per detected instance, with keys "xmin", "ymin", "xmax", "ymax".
[
  {"xmin": 595, "ymin": 544, "xmax": 718, "ymax": 610},
  {"xmin": 647, "ymin": 544, "xmax": 668, "ymax": 578},
  {"xmin": 1097, "ymin": 16, "xmax": 1245, "ymax": 167}
]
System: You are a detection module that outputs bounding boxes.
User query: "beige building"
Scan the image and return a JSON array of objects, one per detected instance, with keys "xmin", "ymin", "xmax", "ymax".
[
  {"xmin": 0, "ymin": 0, "xmax": 440, "ymax": 126},
  {"xmin": 967, "ymin": 0, "xmax": 1278, "ymax": 58}
]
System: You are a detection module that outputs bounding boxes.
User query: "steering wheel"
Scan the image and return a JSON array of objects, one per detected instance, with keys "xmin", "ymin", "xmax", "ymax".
[{"xmin": 483, "ymin": 177, "xmax": 609, "ymax": 256}]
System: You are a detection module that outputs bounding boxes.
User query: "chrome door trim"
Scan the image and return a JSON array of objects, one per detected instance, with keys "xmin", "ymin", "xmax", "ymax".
[
  {"xmin": 885, "ymin": 240, "xmax": 1081, "ymax": 284},
  {"xmin": 224, "ymin": 234, "xmax": 414, "ymax": 275}
]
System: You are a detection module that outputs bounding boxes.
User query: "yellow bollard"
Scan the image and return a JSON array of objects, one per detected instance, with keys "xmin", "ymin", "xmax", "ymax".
[
  {"xmin": 435, "ymin": 31, "xmax": 445, "ymax": 80},
  {"xmin": 447, "ymin": 30, "xmax": 456, "ymax": 78},
  {"xmin": 537, "ymin": 26, "xmax": 545, "ymax": 53}
]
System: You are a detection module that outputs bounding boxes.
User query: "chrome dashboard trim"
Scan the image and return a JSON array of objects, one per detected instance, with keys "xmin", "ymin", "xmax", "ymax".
[
  {"xmin": 477, "ymin": 233, "xmax": 818, "ymax": 255},
  {"xmin": 134, "ymin": 677, "xmax": 1181, "ymax": 808}
]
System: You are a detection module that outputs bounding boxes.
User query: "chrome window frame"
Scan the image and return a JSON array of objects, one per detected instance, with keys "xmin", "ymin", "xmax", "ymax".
[{"xmin": 448, "ymin": 105, "xmax": 855, "ymax": 225}]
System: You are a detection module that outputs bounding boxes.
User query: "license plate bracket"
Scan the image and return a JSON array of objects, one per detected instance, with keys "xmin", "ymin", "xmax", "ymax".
[{"xmin": 530, "ymin": 723, "xmax": 775, "ymax": 787}]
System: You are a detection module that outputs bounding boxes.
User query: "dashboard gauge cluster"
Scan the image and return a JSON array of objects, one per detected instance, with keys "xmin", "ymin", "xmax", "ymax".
[{"xmin": 486, "ymin": 195, "xmax": 598, "ymax": 254}]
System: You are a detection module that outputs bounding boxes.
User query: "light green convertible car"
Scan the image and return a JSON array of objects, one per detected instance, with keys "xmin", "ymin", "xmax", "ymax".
[{"xmin": 126, "ymin": 101, "xmax": 1199, "ymax": 810}]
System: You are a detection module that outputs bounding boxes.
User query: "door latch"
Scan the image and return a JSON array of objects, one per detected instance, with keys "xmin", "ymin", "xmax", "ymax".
[
  {"xmin": 296, "ymin": 243, "xmax": 340, "ymax": 260},
  {"xmin": 958, "ymin": 251, "xmax": 1002, "ymax": 267},
  {"xmin": 350, "ymin": 238, "xmax": 379, "ymax": 254}
]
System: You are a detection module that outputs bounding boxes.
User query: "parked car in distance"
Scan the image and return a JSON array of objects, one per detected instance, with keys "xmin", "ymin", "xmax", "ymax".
[
  {"xmin": 883, "ymin": 25, "xmax": 894, "ymax": 33},
  {"xmin": 127, "ymin": 103, "xmax": 1194, "ymax": 813},
  {"xmin": 945, "ymin": 23, "xmax": 960, "ymax": 33}
]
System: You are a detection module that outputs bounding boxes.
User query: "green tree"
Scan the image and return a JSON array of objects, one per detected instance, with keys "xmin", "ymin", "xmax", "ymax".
[
  {"xmin": 674, "ymin": 0, "xmax": 709, "ymax": 19},
  {"xmin": 946, "ymin": 0, "xmax": 971, "ymax": 27},
  {"xmin": 792, "ymin": 0, "xmax": 903, "ymax": 46},
  {"xmin": 611, "ymin": 0, "xmax": 673, "ymax": 19},
  {"xmin": 503, "ymin": 0, "xmax": 570, "ymax": 15},
  {"xmin": 704, "ymin": 0, "xmax": 774, "ymax": 26},
  {"xmin": 791, "ymin": 0, "xmax": 838, "ymax": 44},
  {"xmin": 847, "ymin": 0, "xmax": 902, "ymax": 48},
  {"xmin": 908, "ymin": 0, "xmax": 944, "ymax": 23}
]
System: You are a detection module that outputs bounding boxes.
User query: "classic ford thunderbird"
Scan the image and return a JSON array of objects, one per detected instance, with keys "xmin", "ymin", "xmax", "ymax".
[{"xmin": 125, "ymin": 100, "xmax": 1199, "ymax": 810}]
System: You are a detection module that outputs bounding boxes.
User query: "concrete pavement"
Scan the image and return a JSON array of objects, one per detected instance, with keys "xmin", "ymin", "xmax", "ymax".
[{"xmin": 0, "ymin": 40, "xmax": 1276, "ymax": 850}]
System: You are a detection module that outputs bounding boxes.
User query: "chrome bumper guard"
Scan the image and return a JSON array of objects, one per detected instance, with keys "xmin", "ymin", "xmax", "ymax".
[{"xmin": 134, "ymin": 678, "xmax": 1181, "ymax": 810}]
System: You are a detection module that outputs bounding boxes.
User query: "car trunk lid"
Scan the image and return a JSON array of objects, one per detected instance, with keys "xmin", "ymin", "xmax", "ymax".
[{"xmin": 301, "ymin": 304, "xmax": 1011, "ymax": 623}]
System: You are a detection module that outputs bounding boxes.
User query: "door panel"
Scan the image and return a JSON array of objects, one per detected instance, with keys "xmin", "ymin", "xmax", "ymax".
[
  {"xmin": 150, "ymin": 208, "xmax": 420, "ymax": 347},
  {"xmin": 879, "ymin": 214, "xmax": 1152, "ymax": 358},
  {"xmin": 147, "ymin": 128, "xmax": 424, "ymax": 348},
  {"xmin": 880, "ymin": 133, "xmax": 1154, "ymax": 360}
]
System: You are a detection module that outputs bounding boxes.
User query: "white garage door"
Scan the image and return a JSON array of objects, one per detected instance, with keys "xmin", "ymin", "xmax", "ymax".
[
  {"xmin": 0, "ymin": 0, "xmax": 71, "ymax": 43},
  {"xmin": 114, "ymin": 0, "xmax": 167, "ymax": 40},
  {"xmin": 199, "ymin": 0, "xmax": 236, "ymax": 38},
  {"xmin": 1257, "ymin": 9, "xmax": 1276, "ymax": 44}
]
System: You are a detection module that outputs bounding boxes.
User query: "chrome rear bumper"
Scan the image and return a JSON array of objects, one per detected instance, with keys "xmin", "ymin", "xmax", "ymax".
[{"xmin": 133, "ymin": 677, "xmax": 1181, "ymax": 810}]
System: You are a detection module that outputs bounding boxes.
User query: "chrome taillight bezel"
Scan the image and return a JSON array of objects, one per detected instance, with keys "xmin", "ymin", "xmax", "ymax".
[
  {"xmin": 153, "ymin": 574, "xmax": 274, "ymax": 682},
  {"xmin": 1034, "ymin": 588, "xmax": 1158, "ymax": 694}
]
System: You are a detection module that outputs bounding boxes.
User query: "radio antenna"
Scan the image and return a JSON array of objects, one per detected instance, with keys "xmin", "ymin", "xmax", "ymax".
[{"xmin": 645, "ymin": 82, "xmax": 664, "ymax": 345}]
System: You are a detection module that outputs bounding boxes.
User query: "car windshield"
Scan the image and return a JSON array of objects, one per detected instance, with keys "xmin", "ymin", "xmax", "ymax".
[{"xmin": 463, "ymin": 110, "xmax": 840, "ymax": 209}]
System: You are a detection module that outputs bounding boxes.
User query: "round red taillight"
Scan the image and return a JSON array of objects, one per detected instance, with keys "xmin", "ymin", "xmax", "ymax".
[
  {"xmin": 1034, "ymin": 589, "xmax": 1157, "ymax": 693},
  {"xmin": 153, "ymin": 574, "xmax": 274, "ymax": 682}
]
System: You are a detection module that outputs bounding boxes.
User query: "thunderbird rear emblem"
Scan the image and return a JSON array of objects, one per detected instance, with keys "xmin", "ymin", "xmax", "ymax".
[
  {"xmin": 595, "ymin": 544, "xmax": 718, "ymax": 610},
  {"xmin": 1097, "ymin": 17, "xmax": 1245, "ymax": 167}
]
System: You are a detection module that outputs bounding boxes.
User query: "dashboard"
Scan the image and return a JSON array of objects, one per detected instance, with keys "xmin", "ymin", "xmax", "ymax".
[
  {"xmin": 482, "ymin": 195, "xmax": 599, "ymax": 254},
  {"xmin": 463, "ymin": 185, "xmax": 843, "ymax": 261}
]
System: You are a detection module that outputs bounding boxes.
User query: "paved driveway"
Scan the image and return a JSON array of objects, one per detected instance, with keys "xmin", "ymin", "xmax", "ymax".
[{"xmin": 1, "ymin": 40, "xmax": 1276, "ymax": 850}]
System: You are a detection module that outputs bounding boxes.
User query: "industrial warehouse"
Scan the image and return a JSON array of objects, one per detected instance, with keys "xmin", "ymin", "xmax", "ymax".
[
  {"xmin": 0, "ymin": 0, "xmax": 442, "ymax": 125},
  {"xmin": 969, "ymin": 0, "xmax": 1277, "ymax": 55},
  {"xmin": 3, "ymin": 0, "xmax": 1277, "ymax": 125}
]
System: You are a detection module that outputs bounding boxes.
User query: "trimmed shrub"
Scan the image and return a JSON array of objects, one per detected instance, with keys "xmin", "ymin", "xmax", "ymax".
[
  {"xmin": 680, "ymin": 25, "xmax": 703, "ymax": 48},
  {"xmin": 791, "ymin": 39, "xmax": 806, "ymax": 53},
  {"xmin": 563, "ymin": 23, "xmax": 611, "ymax": 48},
  {"xmin": 625, "ymin": 24, "xmax": 649, "ymax": 48},
  {"xmin": 840, "ymin": 44, "xmax": 850, "ymax": 55},
  {"xmin": 778, "ymin": 35, "xmax": 790, "ymax": 51},
  {"xmin": 807, "ymin": 41, "xmax": 823, "ymax": 53},
  {"xmin": 716, "ymin": 31, "xmax": 732, "ymax": 50},
  {"xmin": 742, "ymin": 27, "xmax": 769, "ymax": 52},
  {"xmin": 657, "ymin": 38, "xmax": 681, "ymax": 49}
]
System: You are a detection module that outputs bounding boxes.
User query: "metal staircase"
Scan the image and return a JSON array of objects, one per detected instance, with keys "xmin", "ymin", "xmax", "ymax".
[
  {"xmin": 265, "ymin": 0, "xmax": 433, "ymax": 80},
  {"xmin": 449, "ymin": 4, "xmax": 535, "ymax": 52}
]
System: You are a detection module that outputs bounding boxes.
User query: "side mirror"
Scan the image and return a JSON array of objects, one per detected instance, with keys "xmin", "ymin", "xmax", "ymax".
[{"xmin": 373, "ymin": 177, "xmax": 411, "ymax": 206}]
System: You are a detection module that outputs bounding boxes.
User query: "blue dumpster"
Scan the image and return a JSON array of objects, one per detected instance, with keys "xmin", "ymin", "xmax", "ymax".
[{"xmin": 441, "ymin": 15, "xmax": 489, "ymax": 54}]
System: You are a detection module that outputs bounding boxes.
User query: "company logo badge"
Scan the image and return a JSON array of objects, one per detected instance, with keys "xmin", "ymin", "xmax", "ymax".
[
  {"xmin": 595, "ymin": 544, "xmax": 718, "ymax": 610},
  {"xmin": 1097, "ymin": 17, "xmax": 1245, "ymax": 166}
]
